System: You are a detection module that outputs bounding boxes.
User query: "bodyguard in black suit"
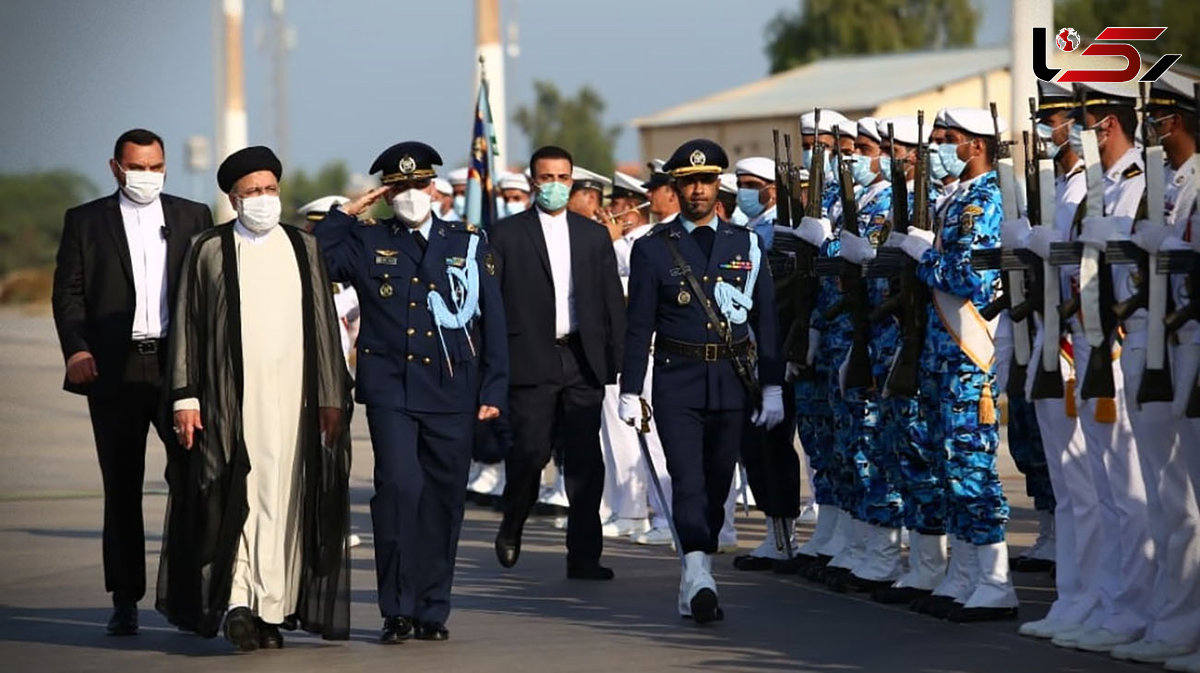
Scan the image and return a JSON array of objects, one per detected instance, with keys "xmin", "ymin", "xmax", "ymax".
[
  {"xmin": 490, "ymin": 146, "xmax": 626, "ymax": 579},
  {"xmin": 51, "ymin": 129, "xmax": 212, "ymax": 635}
]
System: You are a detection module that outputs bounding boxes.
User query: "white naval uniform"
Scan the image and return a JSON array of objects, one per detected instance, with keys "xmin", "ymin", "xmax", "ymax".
[
  {"xmin": 1026, "ymin": 158, "xmax": 1102, "ymax": 630},
  {"xmin": 1132, "ymin": 154, "xmax": 1200, "ymax": 652},
  {"xmin": 1069, "ymin": 147, "xmax": 1152, "ymax": 640}
]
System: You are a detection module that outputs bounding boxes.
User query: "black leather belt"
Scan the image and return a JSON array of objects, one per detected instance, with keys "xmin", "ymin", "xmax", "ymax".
[
  {"xmin": 554, "ymin": 333, "xmax": 578, "ymax": 347},
  {"xmin": 131, "ymin": 338, "xmax": 162, "ymax": 355},
  {"xmin": 655, "ymin": 336, "xmax": 752, "ymax": 362}
]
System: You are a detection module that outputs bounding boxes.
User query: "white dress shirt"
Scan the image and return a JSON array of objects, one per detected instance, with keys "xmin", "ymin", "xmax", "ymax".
[
  {"xmin": 537, "ymin": 206, "xmax": 576, "ymax": 337},
  {"xmin": 119, "ymin": 192, "xmax": 168, "ymax": 339}
]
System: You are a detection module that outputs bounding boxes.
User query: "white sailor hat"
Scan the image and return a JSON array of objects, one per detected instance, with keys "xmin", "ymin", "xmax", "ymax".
[
  {"xmin": 433, "ymin": 177, "xmax": 452, "ymax": 196},
  {"xmin": 718, "ymin": 173, "xmax": 738, "ymax": 195},
  {"xmin": 734, "ymin": 157, "xmax": 775, "ymax": 182},
  {"xmin": 942, "ymin": 107, "xmax": 1006, "ymax": 137},
  {"xmin": 877, "ymin": 116, "xmax": 928, "ymax": 146},
  {"xmin": 834, "ymin": 118, "xmax": 858, "ymax": 141},
  {"xmin": 612, "ymin": 170, "xmax": 648, "ymax": 198},
  {"xmin": 447, "ymin": 167, "xmax": 470, "ymax": 186},
  {"xmin": 856, "ymin": 117, "xmax": 882, "ymax": 143},
  {"xmin": 297, "ymin": 195, "xmax": 349, "ymax": 220},
  {"xmin": 800, "ymin": 109, "xmax": 848, "ymax": 135},
  {"xmin": 934, "ymin": 108, "xmax": 950, "ymax": 129},
  {"xmin": 497, "ymin": 172, "xmax": 531, "ymax": 192},
  {"xmin": 571, "ymin": 165, "xmax": 612, "ymax": 193}
]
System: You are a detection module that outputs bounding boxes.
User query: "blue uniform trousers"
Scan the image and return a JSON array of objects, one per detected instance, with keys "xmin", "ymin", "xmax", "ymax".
[
  {"xmin": 367, "ymin": 406, "xmax": 475, "ymax": 624},
  {"xmin": 656, "ymin": 406, "xmax": 744, "ymax": 553},
  {"xmin": 795, "ymin": 376, "xmax": 836, "ymax": 506}
]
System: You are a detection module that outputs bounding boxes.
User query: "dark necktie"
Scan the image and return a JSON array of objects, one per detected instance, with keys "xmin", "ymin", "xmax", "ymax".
[
  {"xmin": 692, "ymin": 225, "xmax": 714, "ymax": 259},
  {"xmin": 412, "ymin": 230, "xmax": 427, "ymax": 253}
]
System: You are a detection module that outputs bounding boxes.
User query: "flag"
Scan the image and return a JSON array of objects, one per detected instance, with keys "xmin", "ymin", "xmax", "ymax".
[{"xmin": 465, "ymin": 75, "xmax": 499, "ymax": 231}]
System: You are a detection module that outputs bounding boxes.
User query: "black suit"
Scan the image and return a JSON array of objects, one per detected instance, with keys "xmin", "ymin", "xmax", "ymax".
[
  {"xmin": 52, "ymin": 191, "xmax": 212, "ymax": 604},
  {"xmin": 489, "ymin": 207, "xmax": 625, "ymax": 566}
]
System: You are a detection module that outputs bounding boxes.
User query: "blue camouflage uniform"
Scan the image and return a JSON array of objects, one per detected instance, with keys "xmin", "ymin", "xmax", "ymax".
[
  {"xmin": 793, "ymin": 182, "xmax": 844, "ymax": 510},
  {"xmin": 914, "ymin": 170, "xmax": 1008, "ymax": 545},
  {"xmin": 315, "ymin": 197, "xmax": 508, "ymax": 626}
]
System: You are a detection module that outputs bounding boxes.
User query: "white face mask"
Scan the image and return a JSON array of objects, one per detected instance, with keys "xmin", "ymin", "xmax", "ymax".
[
  {"xmin": 237, "ymin": 194, "xmax": 281, "ymax": 233},
  {"xmin": 392, "ymin": 188, "xmax": 432, "ymax": 226},
  {"xmin": 120, "ymin": 168, "xmax": 164, "ymax": 204}
]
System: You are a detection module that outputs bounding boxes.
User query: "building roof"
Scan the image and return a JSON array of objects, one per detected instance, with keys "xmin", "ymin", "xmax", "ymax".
[{"xmin": 632, "ymin": 46, "xmax": 1011, "ymax": 129}]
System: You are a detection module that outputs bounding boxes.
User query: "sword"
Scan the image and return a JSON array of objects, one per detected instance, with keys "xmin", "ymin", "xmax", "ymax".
[{"xmin": 634, "ymin": 399, "xmax": 685, "ymax": 567}]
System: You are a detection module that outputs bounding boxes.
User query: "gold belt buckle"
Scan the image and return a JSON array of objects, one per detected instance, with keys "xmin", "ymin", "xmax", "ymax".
[{"xmin": 704, "ymin": 344, "xmax": 719, "ymax": 362}]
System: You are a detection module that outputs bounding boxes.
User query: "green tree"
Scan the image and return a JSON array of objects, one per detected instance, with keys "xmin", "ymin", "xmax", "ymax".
[
  {"xmin": 512, "ymin": 81, "xmax": 621, "ymax": 175},
  {"xmin": 1054, "ymin": 0, "xmax": 1200, "ymax": 68},
  {"xmin": 284, "ymin": 160, "xmax": 351, "ymax": 222},
  {"xmin": 765, "ymin": 0, "xmax": 979, "ymax": 73},
  {"xmin": 0, "ymin": 170, "xmax": 97, "ymax": 275}
]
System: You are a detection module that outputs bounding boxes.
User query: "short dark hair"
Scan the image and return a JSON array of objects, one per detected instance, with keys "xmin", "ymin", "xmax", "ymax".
[
  {"xmin": 529, "ymin": 145, "xmax": 573, "ymax": 176},
  {"xmin": 717, "ymin": 191, "xmax": 736, "ymax": 218},
  {"xmin": 113, "ymin": 128, "xmax": 164, "ymax": 161},
  {"xmin": 1090, "ymin": 105, "xmax": 1137, "ymax": 142}
]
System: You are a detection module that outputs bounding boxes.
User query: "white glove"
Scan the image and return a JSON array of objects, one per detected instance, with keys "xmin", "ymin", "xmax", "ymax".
[
  {"xmin": 751, "ymin": 385, "xmax": 785, "ymax": 429},
  {"xmin": 1131, "ymin": 222, "xmax": 1173, "ymax": 254},
  {"xmin": 1078, "ymin": 215, "xmax": 1126, "ymax": 252},
  {"xmin": 899, "ymin": 228, "xmax": 934, "ymax": 261},
  {"xmin": 806, "ymin": 328, "xmax": 820, "ymax": 366},
  {"xmin": 785, "ymin": 361, "xmax": 801, "ymax": 383},
  {"xmin": 1000, "ymin": 217, "xmax": 1032, "ymax": 250},
  {"xmin": 838, "ymin": 230, "xmax": 877, "ymax": 265},
  {"xmin": 618, "ymin": 393, "xmax": 645, "ymax": 427},
  {"xmin": 797, "ymin": 216, "xmax": 833, "ymax": 247},
  {"xmin": 884, "ymin": 231, "xmax": 908, "ymax": 248},
  {"xmin": 1026, "ymin": 225, "xmax": 1063, "ymax": 260},
  {"xmin": 1161, "ymin": 235, "xmax": 1190, "ymax": 252}
]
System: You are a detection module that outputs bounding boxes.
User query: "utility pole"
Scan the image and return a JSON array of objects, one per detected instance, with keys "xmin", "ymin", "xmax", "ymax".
[
  {"xmin": 266, "ymin": 0, "xmax": 294, "ymax": 170},
  {"xmin": 475, "ymin": 0, "xmax": 507, "ymax": 170},
  {"xmin": 216, "ymin": 0, "xmax": 247, "ymax": 221}
]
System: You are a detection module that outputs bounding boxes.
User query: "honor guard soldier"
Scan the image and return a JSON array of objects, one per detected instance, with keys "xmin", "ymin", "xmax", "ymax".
[
  {"xmin": 619, "ymin": 139, "xmax": 784, "ymax": 623},
  {"xmin": 893, "ymin": 107, "xmax": 1019, "ymax": 622},
  {"xmin": 313, "ymin": 141, "xmax": 509, "ymax": 644},
  {"xmin": 1018, "ymin": 78, "xmax": 1095, "ymax": 642},
  {"xmin": 1048, "ymin": 81, "xmax": 1152, "ymax": 654}
]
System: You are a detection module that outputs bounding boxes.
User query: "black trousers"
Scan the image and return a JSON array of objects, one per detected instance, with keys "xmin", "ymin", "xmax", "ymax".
[
  {"xmin": 740, "ymin": 388, "xmax": 801, "ymax": 518},
  {"xmin": 85, "ymin": 347, "xmax": 172, "ymax": 604},
  {"xmin": 502, "ymin": 338, "xmax": 606, "ymax": 564}
]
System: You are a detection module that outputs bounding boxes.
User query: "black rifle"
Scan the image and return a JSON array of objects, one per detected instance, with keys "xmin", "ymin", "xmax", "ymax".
[
  {"xmin": 878, "ymin": 111, "xmax": 932, "ymax": 398},
  {"xmin": 822, "ymin": 125, "xmax": 874, "ymax": 390},
  {"xmin": 1026, "ymin": 97, "xmax": 1066, "ymax": 400},
  {"xmin": 781, "ymin": 110, "xmax": 826, "ymax": 379}
]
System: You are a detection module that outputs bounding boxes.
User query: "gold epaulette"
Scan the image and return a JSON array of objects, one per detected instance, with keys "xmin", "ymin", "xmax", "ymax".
[
  {"xmin": 359, "ymin": 217, "xmax": 378, "ymax": 226},
  {"xmin": 1122, "ymin": 164, "xmax": 1143, "ymax": 179},
  {"xmin": 1067, "ymin": 164, "xmax": 1086, "ymax": 178}
]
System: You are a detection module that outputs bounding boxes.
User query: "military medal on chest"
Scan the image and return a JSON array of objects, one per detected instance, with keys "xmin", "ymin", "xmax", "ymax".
[
  {"xmin": 677, "ymin": 288, "xmax": 692, "ymax": 306},
  {"xmin": 379, "ymin": 281, "xmax": 394, "ymax": 298}
]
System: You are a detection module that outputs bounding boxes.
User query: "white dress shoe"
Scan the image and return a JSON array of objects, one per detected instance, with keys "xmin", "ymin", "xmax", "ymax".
[
  {"xmin": 1109, "ymin": 639, "xmax": 1193, "ymax": 663},
  {"xmin": 1071, "ymin": 627, "xmax": 1139, "ymax": 653},
  {"xmin": 1164, "ymin": 650, "xmax": 1200, "ymax": 672},
  {"xmin": 602, "ymin": 517, "xmax": 650, "ymax": 539},
  {"xmin": 633, "ymin": 526, "xmax": 674, "ymax": 545},
  {"xmin": 1019, "ymin": 618, "xmax": 1080, "ymax": 639}
]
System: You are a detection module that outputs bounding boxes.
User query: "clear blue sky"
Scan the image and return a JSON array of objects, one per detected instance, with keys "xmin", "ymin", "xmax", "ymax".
[{"xmin": 0, "ymin": 0, "xmax": 1009, "ymax": 203}]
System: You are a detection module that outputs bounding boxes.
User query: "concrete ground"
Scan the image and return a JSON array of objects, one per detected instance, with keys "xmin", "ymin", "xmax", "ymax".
[{"xmin": 0, "ymin": 306, "xmax": 1152, "ymax": 672}]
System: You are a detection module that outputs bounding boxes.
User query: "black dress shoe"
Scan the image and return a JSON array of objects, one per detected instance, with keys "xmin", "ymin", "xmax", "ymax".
[
  {"xmin": 1010, "ymin": 556, "xmax": 1055, "ymax": 573},
  {"xmin": 380, "ymin": 616, "xmax": 414, "ymax": 644},
  {"xmin": 106, "ymin": 601, "xmax": 138, "ymax": 636},
  {"xmin": 772, "ymin": 553, "xmax": 820, "ymax": 575},
  {"xmin": 223, "ymin": 607, "xmax": 259, "ymax": 652},
  {"xmin": 911, "ymin": 595, "xmax": 961, "ymax": 619},
  {"xmin": 872, "ymin": 585, "xmax": 932, "ymax": 604},
  {"xmin": 281, "ymin": 614, "xmax": 299, "ymax": 631},
  {"xmin": 495, "ymin": 516, "xmax": 523, "ymax": 568},
  {"xmin": 732, "ymin": 554, "xmax": 777, "ymax": 571},
  {"xmin": 690, "ymin": 588, "xmax": 722, "ymax": 625},
  {"xmin": 566, "ymin": 562, "xmax": 614, "ymax": 580},
  {"xmin": 414, "ymin": 621, "xmax": 449, "ymax": 641},
  {"xmin": 256, "ymin": 619, "xmax": 283, "ymax": 649},
  {"xmin": 818, "ymin": 566, "xmax": 852, "ymax": 587},
  {"xmin": 946, "ymin": 605, "xmax": 1019, "ymax": 622}
]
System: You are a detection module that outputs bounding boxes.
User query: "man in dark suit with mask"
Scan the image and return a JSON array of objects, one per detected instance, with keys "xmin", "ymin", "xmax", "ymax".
[
  {"xmin": 51, "ymin": 128, "xmax": 212, "ymax": 635},
  {"xmin": 489, "ymin": 145, "xmax": 626, "ymax": 580}
]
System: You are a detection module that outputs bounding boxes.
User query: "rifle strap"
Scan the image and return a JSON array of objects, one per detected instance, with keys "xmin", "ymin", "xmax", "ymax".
[{"xmin": 663, "ymin": 233, "xmax": 763, "ymax": 404}]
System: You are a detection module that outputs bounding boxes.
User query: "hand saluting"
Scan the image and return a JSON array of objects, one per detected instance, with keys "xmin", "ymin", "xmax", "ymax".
[{"xmin": 341, "ymin": 186, "xmax": 390, "ymax": 217}]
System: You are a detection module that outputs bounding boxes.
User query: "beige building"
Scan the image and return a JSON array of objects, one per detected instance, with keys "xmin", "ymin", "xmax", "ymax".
[{"xmin": 632, "ymin": 45, "xmax": 1199, "ymax": 166}]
